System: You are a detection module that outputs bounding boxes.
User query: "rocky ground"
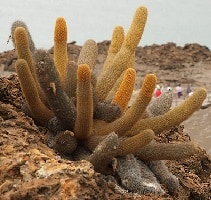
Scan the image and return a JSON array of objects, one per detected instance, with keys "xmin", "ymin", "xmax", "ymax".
[{"xmin": 0, "ymin": 42, "xmax": 211, "ymax": 199}]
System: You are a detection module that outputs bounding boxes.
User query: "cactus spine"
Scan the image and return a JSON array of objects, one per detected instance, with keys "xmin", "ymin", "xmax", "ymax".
[
  {"xmin": 96, "ymin": 6, "xmax": 148, "ymax": 101},
  {"xmin": 74, "ymin": 64, "xmax": 93, "ymax": 140},
  {"xmin": 15, "ymin": 59, "xmax": 54, "ymax": 125},
  {"xmin": 54, "ymin": 17, "xmax": 68, "ymax": 84}
]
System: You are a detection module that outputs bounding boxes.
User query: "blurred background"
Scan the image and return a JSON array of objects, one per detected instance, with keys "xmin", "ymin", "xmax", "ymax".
[{"xmin": 0, "ymin": 0, "xmax": 211, "ymax": 52}]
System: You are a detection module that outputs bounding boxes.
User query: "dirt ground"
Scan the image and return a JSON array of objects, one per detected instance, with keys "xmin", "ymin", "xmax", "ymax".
[{"xmin": 0, "ymin": 42, "xmax": 211, "ymax": 199}]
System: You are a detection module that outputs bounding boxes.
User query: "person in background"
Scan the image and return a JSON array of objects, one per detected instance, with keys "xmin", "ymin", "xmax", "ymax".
[
  {"xmin": 176, "ymin": 84, "xmax": 183, "ymax": 98},
  {"xmin": 155, "ymin": 85, "xmax": 162, "ymax": 97}
]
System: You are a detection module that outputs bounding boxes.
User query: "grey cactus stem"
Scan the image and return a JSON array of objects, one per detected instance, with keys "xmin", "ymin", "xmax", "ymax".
[
  {"xmin": 11, "ymin": 20, "xmax": 36, "ymax": 52},
  {"xmin": 89, "ymin": 132, "xmax": 119, "ymax": 174},
  {"xmin": 64, "ymin": 61, "xmax": 78, "ymax": 98},
  {"xmin": 145, "ymin": 160, "xmax": 179, "ymax": 194},
  {"xmin": 34, "ymin": 49, "xmax": 76, "ymax": 130},
  {"xmin": 135, "ymin": 141, "xmax": 201, "ymax": 160},
  {"xmin": 115, "ymin": 155, "xmax": 165, "ymax": 194}
]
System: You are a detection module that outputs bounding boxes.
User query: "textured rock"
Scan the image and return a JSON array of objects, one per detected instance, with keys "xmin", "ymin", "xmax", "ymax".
[{"xmin": 0, "ymin": 75, "xmax": 210, "ymax": 199}]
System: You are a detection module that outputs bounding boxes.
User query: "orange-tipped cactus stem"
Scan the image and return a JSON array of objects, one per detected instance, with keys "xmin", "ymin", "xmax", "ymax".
[
  {"xmin": 106, "ymin": 70, "xmax": 126, "ymax": 101},
  {"xmin": 35, "ymin": 49, "xmax": 76, "ymax": 131},
  {"xmin": 102, "ymin": 26, "xmax": 124, "ymax": 72},
  {"xmin": 15, "ymin": 59, "xmax": 54, "ymax": 126},
  {"xmin": 96, "ymin": 6, "xmax": 148, "ymax": 101},
  {"xmin": 106, "ymin": 54, "xmax": 135, "ymax": 101},
  {"xmin": 93, "ymin": 74, "xmax": 156, "ymax": 136},
  {"xmin": 77, "ymin": 39, "xmax": 98, "ymax": 70},
  {"xmin": 115, "ymin": 129, "xmax": 155, "ymax": 156},
  {"xmin": 127, "ymin": 88, "xmax": 207, "ymax": 136},
  {"xmin": 74, "ymin": 64, "xmax": 93, "ymax": 140},
  {"xmin": 112, "ymin": 68, "xmax": 136, "ymax": 111},
  {"xmin": 135, "ymin": 142, "xmax": 201, "ymax": 160},
  {"xmin": 54, "ymin": 17, "xmax": 68, "ymax": 84},
  {"xmin": 114, "ymin": 73, "xmax": 156, "ymax": 134},
  {"xmin": 64, "ymin": 61, "xmax": 78, "ymax": 98}
]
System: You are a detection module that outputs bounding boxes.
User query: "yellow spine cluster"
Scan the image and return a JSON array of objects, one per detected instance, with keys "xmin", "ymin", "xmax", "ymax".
[
  {"xmin": 11, "ymin": 20, "xmax": 35, "ymax": 52},
  {"xmin": 127, "ymin": 88, "xmax": 207, "ymax": 136},
  {"xmin": 54, "ymin": 17, "xmax": 68, "ymax": 84},
  {"xmin": 74, "ymin": 64, "xmax": 93, "ymax": 140},
  {"xmin": 96, "ymin": 6, "xmax": 148, "ymax": 101},
  {"xmin": 112, "ymin": 68, "xmax": 136, "ymax": 111},
  {"xmin": 102, "ymin": 26, "xmax": 124, "ymax": 72},
  {"xmin": 116, "ymin": 129, "xmax": 155, "ymax": 156},
  {"xmin": 15, "ymin": 59, "xmax": 54, "ymax": 126},
  {"xmin": 93, "ymin": 74, "xmax": 156, "ymax": 136},
  {"xmin": 14, "ymin": 27, "xmax": 48, "ymax": 107},
  {"xmin": 14, "ymin": 27, "xmax": 36, "ymax": 80},
  {"xmin": 78, "ymin": 39, "xmax": 98, "ymax": 70}
]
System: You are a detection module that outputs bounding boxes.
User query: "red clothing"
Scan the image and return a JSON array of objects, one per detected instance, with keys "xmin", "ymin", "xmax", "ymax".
[{"xmin": 155, "ymin": 89, "xmax": 162, "ymax": 97}]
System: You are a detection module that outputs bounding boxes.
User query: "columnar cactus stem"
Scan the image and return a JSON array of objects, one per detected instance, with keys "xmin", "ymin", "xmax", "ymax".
[
  {"xmin": 77, "ymin": 39, "xmax": 98, "ymax": 70},
  {"xmin": 64, "ymin": 61, "xmax": 78, "ymax": 98},
  {"xmin": 102, "ymin": 26, "xmax": 124, "ymax": 72},
  {"xmin": 94, "ymin": 101, "xmax": 122, "ymax": 122},
  {"xmin": 115, "ymin": 129, "xmax": 155, "ymax": 156},
  {"xmin": 14, "ymin": 27, "xmax": 37, "ymax": 81},
  {"xmin": 89, "ymin": 132, "xmax": 119, "ymax": 174},
  {"xmin": 14, "ymin": 27, "xmax": 47, "ymax": 105},
  {"xmin": 74, "ymin": 64, "xmax": 93, "ymax": 140},
  {"xmin": 35, "ymin": 49, "xmax": 76, "ymax": 130},
  {"xmin": 85, "ymin": 130, "xmax": 154, "ymax": 158},
  {"xmin": 127, "ymin": 52, "xmax": 135, "ymax": 68},
  {"xmin": 106, "ymin": 70, "xmax": 126, "ymax": 101},
  {"xmin": 84, "ymin": 135, "xmax": 106, "ymax": 152},
  {"xmin": 15, "ymin": 59, "xmax": 54, "ymax": 126},
  {"xmin": 11, "ymin": 20, "xmax": 36, "ymax": 52},
  {"xmin": 147, "ymin": 91, "xmax": 173, "ymax": 117},
  {"xmin": 96, "ymin": 6, "xmax": 148, "ymax": 101},
  {"xmin": 106, "ymin": 52, "xmax": 135, "ymax": 102},
  {"xmin": 127, "ymin": 88, "xmax": 207, "ymax": 136},
  {"xmin": 106, "ymin": 53, "xmax": 135, "ymax": 102},
  {"xmin": 93, "ymin": 74, "xmax": 156, "ymax": 136},
  {"xmin": 112, "ymin": 68, "xmax": 136, "ymax": 111},
  {"xmin": 54, "ymin": 17, "xmax": 68, "ymax": 84},
  {"xmin": 135, "ymin": 141, "xmax": 201, "ymax": 160},
  {"xmin": 145, "ymin": 160, "xmax": 179, "ymax": 194},
  {"xmin": 116, "ymin": 155, "xmax": 165, "ymax": 194}
]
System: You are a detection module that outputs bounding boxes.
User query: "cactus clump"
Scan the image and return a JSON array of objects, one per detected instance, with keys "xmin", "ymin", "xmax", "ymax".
[{"xmin": 11, "ymin": 6, "xmax": 207, "ymax": 195}]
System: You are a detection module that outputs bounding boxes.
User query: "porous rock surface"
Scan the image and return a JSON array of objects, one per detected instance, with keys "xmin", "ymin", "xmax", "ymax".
[{"xmin": 0, "ymin": 42, "xmax": 211, "ymax": 199}]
